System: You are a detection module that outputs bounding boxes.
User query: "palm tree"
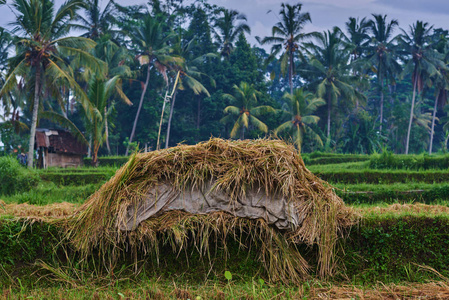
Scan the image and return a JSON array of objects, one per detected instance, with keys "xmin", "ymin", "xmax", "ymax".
[
  {"xmin": 90, "ymin": 36, "xmax": 132, "ymax": 154},
  {"xmin": 213, "ymin": 8, "xmax": 250, "ymax": 58},
  {"xmin": 344, "ymin": 17, "xmax": 371, "ymax": 63},
  {"xmin": 260, "ymin": 3, "xmax": 312, "ymax": 94},
  {"xmin": 125, "ymin": 13, "xmax": 181, "ymax": 156},
  {"xmin": 73, "ymin": 0, "xmax": 117, "ymax": 40},
  {"xmin": 343, "ymin": 17, "xmax": 371, "ymax": 110},
  {"xmin": 1, "ymin": 0, "xmax": 103, "ymax": 168},
  {"xmin": 304, "ymin": 27, "xmax": 364, "ymax": 139},
  {"xmin": 429, "ymin": 37, "xmax": 449, "ymax": 154},
  {"xmin": 366, "ymin": 14, "xmax": 401, "ymax": 133},
  {"xmin": 221, "ymin": 82, "xmax": 275, "ymax": 139},
  {"xmin": 165, "ymin": 35, "xmax": 214, "ymax": 148},
  {"xmin": 274, "ymin": 89, "xmax": 325, "ymax": 152},
  {"xmin": 398, "ymin": 21, "xmax": 445, "ymax": 154},
  {"xmin": 0, "ymin": 28, "xmax": 13, "ymax": 114},
  {"xmin": 42, "ymin": 75, "xmax": 129, "ymax": 166}
]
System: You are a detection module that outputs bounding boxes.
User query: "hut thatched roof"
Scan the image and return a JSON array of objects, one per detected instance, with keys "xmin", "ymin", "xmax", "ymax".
[{"xmin": 66, "ymin": 138, "xmax": 357, "ymax": 282}]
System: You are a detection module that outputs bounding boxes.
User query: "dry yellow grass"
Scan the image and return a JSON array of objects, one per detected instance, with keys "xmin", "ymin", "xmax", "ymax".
[
  {"xmin": 306, "ymin": 281, "xmax": 449, "ymax": 299},
  {"xmin": 356, "ymin": 203, "xmax": 449, "ymax": 216},
  {"xmin": 0, "ymin": 200, "xmax": 77, "ymax": 219}
]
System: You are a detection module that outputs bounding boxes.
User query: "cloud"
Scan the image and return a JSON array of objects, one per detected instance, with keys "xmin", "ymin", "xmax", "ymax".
[{"xmin": 374, "ymin": 0, "xmax": 449, "ymax": 15}]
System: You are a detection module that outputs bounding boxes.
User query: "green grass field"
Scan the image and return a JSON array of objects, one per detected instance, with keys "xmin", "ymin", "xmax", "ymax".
[{"xmin": 2, "ymin": 152, "xmax": 449, "ymax": 299}]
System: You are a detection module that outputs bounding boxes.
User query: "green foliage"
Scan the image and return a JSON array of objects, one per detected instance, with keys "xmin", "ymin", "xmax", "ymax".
[
  {"xmin": 0, "ymin": 156, "xmax": 40, "ymax": 196},
  {"xmin": 83, "ymin": 156, "xmax": 129, "ymax": 167},
  {"xmin": 0, "ymin": 220, "xmax": 60, "ymax": 266},
  {"xmin": 370, "ymin": 151, "xmax": 449, "ymax": 170},
  {"xmin": 39, "ymin": 171, "xmax": 114, "ymax": 186},
  {"xmin": 316, "ymin": 169, "xmax": 449, "ymax": 184},
  {"xmin": 3, "ymin": 184, "xmax": 99, "ymax": 205},
  {"xmin": 338, "ymin": 183, "xmax": 449, "ymax": 204},
  {"xmin": 345, "ymin": 215, "xmax": 449, "ymax": 282}
]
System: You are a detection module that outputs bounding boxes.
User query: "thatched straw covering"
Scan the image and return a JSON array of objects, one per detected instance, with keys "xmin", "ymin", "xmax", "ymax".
[{"xmin": 66, "ymin": 138, "xmax": 356, "ymax": 282}]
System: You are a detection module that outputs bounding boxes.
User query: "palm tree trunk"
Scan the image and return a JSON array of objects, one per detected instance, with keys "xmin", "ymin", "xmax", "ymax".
[
  {"xmin": 104, "ymin": 107, "xmax": 111, "ymax": 155},
  {"xmin": 196, "ymin": 95, "xmax": 201, "ymax": 130},
  {"xmin": 289, "ymin": 52, "xmax": 294, "ymax": 95},
  {"xmin": 126, "ymin": 64, "xmax": 151, "ymax": 156},
  {"xmin": 156, "ymin": 94, "xmax": 169, "ymax": 151},
  {"xmin": 379, "ymin": 75, "xmax": 384, "ymax": 133},
  {"xmin": 165, "ymin": 88, "xmax": 178, "ymax": 149},
  {"xmin": 405, "ymin": 72, "xmax": 419, "ymax": 155},
  {"xmin": 327, "ymin": 91, "xmax": 331, "ymax": 139},
  {"xmin": 429, "ymin": 90, "xmax": 439, "ymax": 155},
  {"xmin": 27, "ymin": 65, "xmax": 41, "ymax": 169}
]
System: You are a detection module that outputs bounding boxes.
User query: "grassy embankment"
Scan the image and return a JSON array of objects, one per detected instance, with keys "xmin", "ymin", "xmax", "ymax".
[{"xmin": 2, "ymin": 152, "xmax": 449, "ymax": 298}]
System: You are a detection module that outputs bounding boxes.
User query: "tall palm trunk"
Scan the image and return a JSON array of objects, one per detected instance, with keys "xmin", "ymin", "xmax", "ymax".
[
  {"xmin": 126, "ymin": 64, "xmax": 151, "ymax": 156},
  {"xmin": 289, "ymin": 51, "xmax": 294, "ymax": 95},
  {"xmin": 104, "ymin": 107, "xmax": 111, "ymax": 155},
  {"xmin": 379, "ymin": 75, "xmax": 384, "ymax": 133},
  {"xmin": 28, "ymin": 64, "xmax": 41, "ymax": 169},
  {"xmin": 405, "ymin": 72, "xmax": 419, "ymax": 155},
  {"xmin": 327, "ymin": 90, "xmax": 331, "ymax": 139},
  {"xmin": 165, "ymin": 88, "xmax": 178, "ymax": 149},
  {"xmin": 429, "ymin": 90, "xmax": 439, "ymax": 154}
]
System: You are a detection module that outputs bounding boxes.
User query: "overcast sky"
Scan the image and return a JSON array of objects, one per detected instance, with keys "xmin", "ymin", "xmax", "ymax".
[{"xmin": 1, "ymin": 0, "xmax": 449, "ymax": 45}]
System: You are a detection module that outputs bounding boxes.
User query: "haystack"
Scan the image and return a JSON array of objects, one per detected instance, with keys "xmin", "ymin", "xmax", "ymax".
[{"xmin": 66, "ymin": 139, "xmax": 356, "ymax": 283}]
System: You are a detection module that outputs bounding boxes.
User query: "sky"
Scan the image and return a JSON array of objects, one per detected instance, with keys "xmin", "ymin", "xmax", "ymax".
[{"xmin": 1, "ymin": 0, "xmax": 449, "ymax": 46}]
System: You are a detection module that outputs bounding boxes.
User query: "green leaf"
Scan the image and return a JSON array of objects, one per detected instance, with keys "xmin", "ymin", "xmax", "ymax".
[{"xmin": 224, "ymin": 271, "xmax": 232, "ymax": 281}]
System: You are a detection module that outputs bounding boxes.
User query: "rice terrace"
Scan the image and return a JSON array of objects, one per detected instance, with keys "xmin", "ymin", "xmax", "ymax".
[{"xmin": 3, "ymin": 0, "xmax": 449, "ymax": 299}]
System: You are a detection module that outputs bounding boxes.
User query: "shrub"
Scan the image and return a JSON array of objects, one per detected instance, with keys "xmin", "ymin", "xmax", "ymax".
[
  {"xmin": 370, "ymin": 151, "xmax": 449, "ymax": 170},
  {"xmin": 0, "ymin": 156, "xmax": 40, "ymax": 196},
  {"xmin": 83, "ymin": 156, "xmax": 129, "ymax": 167}
]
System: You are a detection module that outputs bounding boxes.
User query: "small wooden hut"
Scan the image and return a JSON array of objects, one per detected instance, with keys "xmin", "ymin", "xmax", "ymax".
[{"xmin": 35, "ymin": 129, "xmax": 87, "ymax": 168}]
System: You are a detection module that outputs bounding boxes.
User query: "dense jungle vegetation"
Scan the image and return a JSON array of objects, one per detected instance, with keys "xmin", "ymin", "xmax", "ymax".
[{"xmin": 2, "ymin": 0, "xmax": 449, "ymax": 167}]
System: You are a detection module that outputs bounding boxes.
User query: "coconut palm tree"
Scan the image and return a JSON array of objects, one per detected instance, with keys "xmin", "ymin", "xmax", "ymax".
[
  {"xmin": 344, "ymin": 17, "xmax": 371, "ymax": 63},
  {"xmin": 429, "ymin": 35, "xmax": 449, "ymax": 154},
  {"xmin": 125, "ymin": 13, "xmax": 181, "ymax": 155},
  {"xmin": 73, "ymin": 0, "xmax": 117, "ymax": 40},
  {"xmin": 213, "ymin": 8, "xmax": 250, "ymax": 58},
  {"xmin": 304, "ymin": 27, "xmax": 365, "ymax": 139},
  {"xmin": 398, "ymin": 21, "xmax": 445, "ymax": 154},
  {"xmin": 164, "ymin": 35, "xmax": 215, "ymax": 148},
  {"xmin": 260, "ymin": 3, "xmax": 312, "ymax": 94},
  {"xmin": 365, "ymin": 14, "xmax": 401, "ymax": 134},
  {"xmin": 274, "ymin": 89, "xmax": 325, "ymax": 152},
  {"xmin": 221, "ymin": 82, "xmax": 275, "ymax": 139},
  {"xmin": 1, "ymin": 0, "xmax": 103, "ymax": 168},
  {"xmin": 42, "ymin": 75, "xmax": 129, "ymax": 166},
  {"xmin": 0, "ymin": 28, "xmax": 13, "ymax": 114}
]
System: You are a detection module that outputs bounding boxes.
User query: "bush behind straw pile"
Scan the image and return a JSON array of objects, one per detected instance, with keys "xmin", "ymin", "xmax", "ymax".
[
  {"xmin": 0, "ymin": 156, "xmax": 40, "ymax": 196},
  {"xmin": 65, "ymin": 139, "xmax": 357, "ymax": 282}
]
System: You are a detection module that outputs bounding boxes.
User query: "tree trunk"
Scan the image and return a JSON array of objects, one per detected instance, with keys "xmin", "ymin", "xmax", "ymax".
[
  {"xmin": 405, "ymin": 72, "xmax": 419, "ymax": 155},
  {"xmin": 289, "ymin": 52, "xmax": 294, "ymax": 95},
  {"xmin": 379, "ymin": 75, "xmax": 384, "ymax": 133},
  {"xmin": 196, "ymin": 95, "xmax": 201, "ymax": 130},
  {"xmin": 165, "ymin": 88, "xmax": 178, "ymax": 149},
  {"xmin": 92, "ymin": 142, "xmax": 99, "ymax": 167},
  {"xmin": 87, "ymin": 136, "xmax": 92, "ymax": 158},
  {"xmin": 429, "ymin": 90, "xmax": 439, "ymax": 155},
  {"xmin": 156, "ymin": 94, "xmax": 169, "ymax": 151},
  {"xmin": 327, "ymin": 91, "xmax": 331, "ymax": 139},
  {"xmin": 105, "ymin": 107, "xmax": 111, "ymax": 155},
  {"xmin": 126, "ymin": 64, "xmax": 151, "ymax": 156},
  {"xmin": 27, "ymin": 64, "xmax": 41, "ymax": 169}
]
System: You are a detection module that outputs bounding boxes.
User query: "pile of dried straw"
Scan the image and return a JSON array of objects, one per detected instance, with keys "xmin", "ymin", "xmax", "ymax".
[{"xmin": 65, "ymin": 138, "xmax": 357, "ymax": 283}]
